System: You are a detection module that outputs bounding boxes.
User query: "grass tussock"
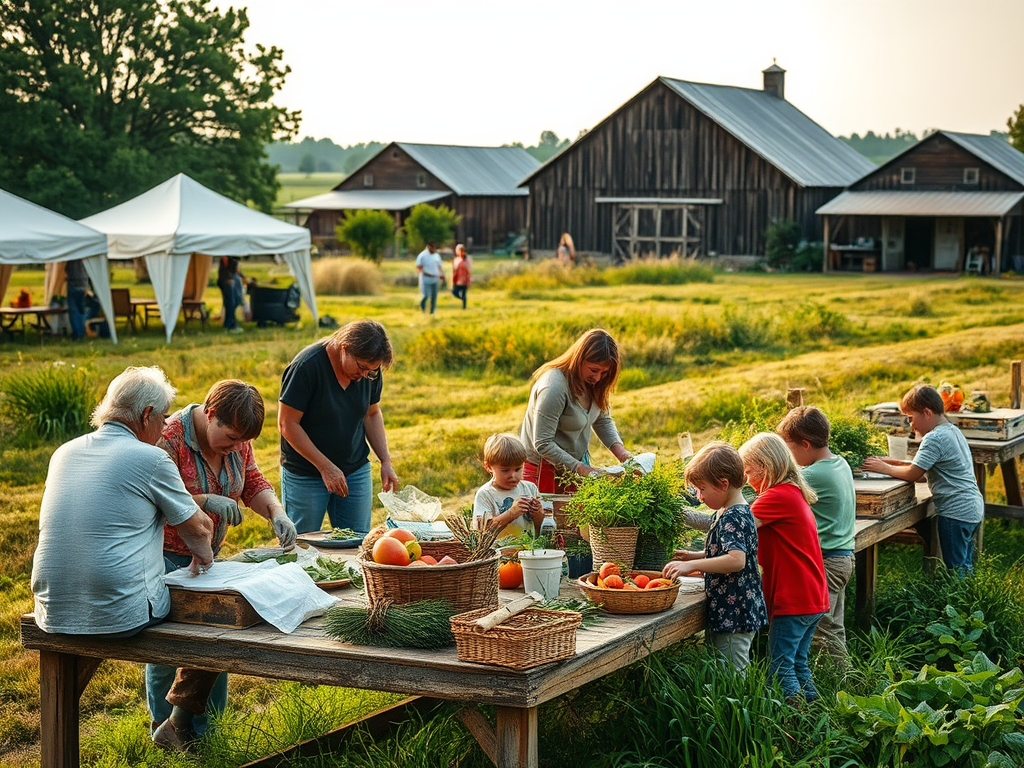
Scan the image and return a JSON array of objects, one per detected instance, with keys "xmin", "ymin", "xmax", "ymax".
[
  {"xmin": 312, "ymin": 257, "xmax": 383, "ymax": 295},
  {"xmin": 483, "ymin": 256, "xmax": 714, "ymax": 295},
  {"xmin": 0, "ymin": 362, "xmax": 96, "ymax": 441}
]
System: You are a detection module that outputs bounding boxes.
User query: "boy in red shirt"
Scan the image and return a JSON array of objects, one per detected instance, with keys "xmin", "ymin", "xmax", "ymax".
[{"xmin": 739, "ymin": 433, "xmax": 829, "ymax": 702}]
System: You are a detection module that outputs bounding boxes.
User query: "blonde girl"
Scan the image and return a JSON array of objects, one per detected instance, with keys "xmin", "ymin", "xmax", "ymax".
[{"xmin": 739, "ymin": 433, "xmax": 828, "ymax": 703}]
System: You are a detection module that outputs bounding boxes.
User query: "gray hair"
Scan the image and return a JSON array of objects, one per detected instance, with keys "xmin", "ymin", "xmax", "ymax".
[{"xmin": 91, "ymin": 366, "xmax": 177, "ymax": 428}]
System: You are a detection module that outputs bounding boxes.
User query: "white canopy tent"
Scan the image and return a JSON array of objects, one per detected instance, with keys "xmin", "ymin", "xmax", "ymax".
[
  {"xmin": 0, "ymin": 188, "xmax": 118, "ymax": 343},
  {"xmin": 81, "ymin": 174, "xmax": 318, "ymax": 342}
]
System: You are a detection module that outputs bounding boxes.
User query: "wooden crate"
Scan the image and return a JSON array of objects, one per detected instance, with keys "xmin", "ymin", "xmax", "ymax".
[
  {"xmin": 854, "ymin": 478, "xmax": 917, "ymax": 519},
  {"xmin": 863, "ymin": 403, "xmax": 1024, "ymax": 442},
  {"xmin": 167, "ymin": 587, "xmax": 263, "ymax": 629}
]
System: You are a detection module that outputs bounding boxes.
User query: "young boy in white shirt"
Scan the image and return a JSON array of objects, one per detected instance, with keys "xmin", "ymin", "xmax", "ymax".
[{"xmin": 473, "ymin": 434, "xmax": 544, "ymax": 539}]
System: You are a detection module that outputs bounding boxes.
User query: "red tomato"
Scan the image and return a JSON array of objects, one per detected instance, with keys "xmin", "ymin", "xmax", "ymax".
[{"xmin": 499, "ymin": 560, "xmax": 524, "ymax": 589}]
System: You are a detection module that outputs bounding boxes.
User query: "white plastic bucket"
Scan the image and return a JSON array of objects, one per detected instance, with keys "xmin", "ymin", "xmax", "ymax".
[{"xmin": 519, "ymin": 549, "xmax": 565, "ymax": 600}]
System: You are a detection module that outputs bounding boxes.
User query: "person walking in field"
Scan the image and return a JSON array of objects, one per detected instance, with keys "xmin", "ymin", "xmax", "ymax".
[
  {"xmin": 415, "ymin": 242, "xmax": 443, "ymax": 314},
  {"xmin": 451, "ymin": 243, "xmax": 472, "ymax": 309}
]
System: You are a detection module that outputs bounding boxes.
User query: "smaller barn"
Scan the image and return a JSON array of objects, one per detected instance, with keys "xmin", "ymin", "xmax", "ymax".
[
  {"xmin": 286, "ymin": 142, "xmax": 539, "ymax": 252},
  {"xmin": 817, "ymin": 131, "xmax": 1024, "ymax": 273}
]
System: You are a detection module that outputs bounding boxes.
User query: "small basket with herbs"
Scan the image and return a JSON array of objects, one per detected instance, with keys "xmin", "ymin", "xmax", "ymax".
[{"xmin": 358, "ymin": 515, "xmax": 500, "ymax": 614}]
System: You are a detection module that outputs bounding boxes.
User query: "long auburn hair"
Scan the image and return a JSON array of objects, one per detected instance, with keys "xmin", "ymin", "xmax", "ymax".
[
  {"xmin": 738, "ymin": 432, "xmax": 818, "ymax": 505},
  {"xmin": 533, "ymin": 329, "xmax": 619, "ymax": 411}
]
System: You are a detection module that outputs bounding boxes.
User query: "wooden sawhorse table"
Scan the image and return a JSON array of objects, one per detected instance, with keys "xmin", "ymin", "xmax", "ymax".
[{"xmin": 22, "ymin": 585, "xmax": 706, "ymax": 768}]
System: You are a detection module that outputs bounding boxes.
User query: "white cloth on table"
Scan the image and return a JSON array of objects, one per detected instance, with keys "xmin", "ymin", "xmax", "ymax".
[{"xmin": 164, "ymin": 560, "xmax": 339, "ymax": 633}]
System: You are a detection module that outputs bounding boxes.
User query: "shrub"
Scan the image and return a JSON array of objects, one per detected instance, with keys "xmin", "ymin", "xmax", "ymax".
[
  {"xmin": 311, "ymin": 257, "xmax": 382, "ymax": 295},
  {"xmin": 335, "ymin": 209, "xmax": 395, "ymax": 263},
  {"xmin": 836, "ymin": 653, "xmax": 1024, "ymax": 768},
  {"xmin": 907, "ymin": 292, "xmax": 933, "ymax": 317},
  {"xmin": 790, "ymin": 241, "xmax": 824, "ymax": 272},
  {"xmin": 0, "ymin": 363, "xmax": 95, "ymax": 440},
  {"xmin": 605, "ymin": 255, "xmax": 715, "ymax": 285},
  {"xmin": 874, "ymin": 557, "xmax": 1024, "ymax": 669},
  {"xmin": 405, "ymin": 203, "xmax": 460, "ymax": 253},
  {"xmin": 764, "ymin": 219, "xmax": 801, "ymax": 269}
]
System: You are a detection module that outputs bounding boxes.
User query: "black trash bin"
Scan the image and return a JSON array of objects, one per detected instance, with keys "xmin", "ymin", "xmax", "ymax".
[{"xmin": 248, "ymin": 283, "xmax": 301, "ymax": 327}]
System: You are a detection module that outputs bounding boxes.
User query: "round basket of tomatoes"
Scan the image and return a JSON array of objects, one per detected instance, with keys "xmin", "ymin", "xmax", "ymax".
[{"xmin": 576, "ymin": 563, "xmax": 680, "ymax": 614}]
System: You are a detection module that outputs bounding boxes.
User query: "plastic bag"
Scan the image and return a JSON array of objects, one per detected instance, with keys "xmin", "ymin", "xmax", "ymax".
[{"xmin": 377, "ymin": 485, "xmax": 442, "ymax": 523}]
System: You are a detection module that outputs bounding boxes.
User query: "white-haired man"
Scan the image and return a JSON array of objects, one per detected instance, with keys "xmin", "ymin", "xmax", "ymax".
[{"xmin": 31, "ymin": 366, "xmax": 216, "ymax": 750}]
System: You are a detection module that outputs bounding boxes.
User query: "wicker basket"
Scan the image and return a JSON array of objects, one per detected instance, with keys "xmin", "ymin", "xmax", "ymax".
[
  {"xmin": 450, "ymin": 607, "xmax": 582, "ymax": 669},
  {"xmin": 589, "ymin": 526, "xmax": 639, "ymax": 573},
  {"xmin": 359, "ymin": 550, "xmax": 500, "ymax": 613},
  {"xmin": 576, "ymin": 570, "xmax": 680, "ymax": 614},
  {"xmin": 633, "ymin": 532, "xmax": 672, "ymax": 571}
]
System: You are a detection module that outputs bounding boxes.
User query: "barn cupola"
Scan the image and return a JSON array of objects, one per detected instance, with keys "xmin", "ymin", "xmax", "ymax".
[{"xmin": 762, "ymin": 61, "xmax": 785, "ymax": 99}]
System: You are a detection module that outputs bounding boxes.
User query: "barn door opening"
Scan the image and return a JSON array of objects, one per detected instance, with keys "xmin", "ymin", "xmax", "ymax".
[{"xmin": 611, "ymin": 203, "xmax": 705, "ymax": 264}]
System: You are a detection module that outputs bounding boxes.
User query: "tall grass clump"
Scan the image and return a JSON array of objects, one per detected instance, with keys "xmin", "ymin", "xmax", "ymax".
[
  {"xmin": 312, "ymin": 257, "xmax": 382, "ymax": 295},
  {"xmin": 485, "ymin": 259, "xmax": 603, "ymax": 294},
  {"xmin": 605, "ymin": 255, "xmax": 715, "ymax": 285},
  {"xmin": 0, "ymin": 363, "xmax": 95, "ymax": 440},
  {"xmin": 873, "ymin": 556, "xmax": 1024, "ymax": 669},
  {"xmin": 607, "ymin": 646, "xmax": 853, "ymax": 766},
  {"xmin": 407, "ymin": 321, "xmax": 573, "ymax": 377}
]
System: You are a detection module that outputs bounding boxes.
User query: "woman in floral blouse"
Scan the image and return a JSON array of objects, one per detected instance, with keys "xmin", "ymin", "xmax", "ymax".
[{"xmin": 146, "ymin": 379, "xmax": 297, "ymax": 737}]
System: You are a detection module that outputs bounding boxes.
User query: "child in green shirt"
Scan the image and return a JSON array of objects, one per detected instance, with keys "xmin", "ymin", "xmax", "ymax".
[{"xmin": 777, "ymin": 407, "xmax": 856, "ymax": 663}]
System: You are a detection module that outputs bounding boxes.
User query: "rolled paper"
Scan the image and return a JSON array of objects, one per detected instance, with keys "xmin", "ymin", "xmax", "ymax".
[{"xmin": 473, "ymin": 592, "xmax": 543, "ymax": 633}]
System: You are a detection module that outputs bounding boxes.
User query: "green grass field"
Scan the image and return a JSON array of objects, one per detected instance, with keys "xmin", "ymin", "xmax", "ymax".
[
  {"xmin": 2, "ymin": 260, "xmax": 1024, "ymax": 766},
  {"xmin": 274, "ymin": 172, "xmax": 345, "ymax": 207}
]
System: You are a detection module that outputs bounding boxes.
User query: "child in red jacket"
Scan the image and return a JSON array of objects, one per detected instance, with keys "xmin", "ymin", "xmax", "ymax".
[{"xmin": 739, "ymin": 432, "xmax": 829, "ymax": 702}]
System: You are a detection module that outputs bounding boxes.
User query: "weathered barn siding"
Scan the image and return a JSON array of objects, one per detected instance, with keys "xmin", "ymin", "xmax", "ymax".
[
  {"xmin": 527, "ymin": 81, "xmax": 845, "ymax": 256},
  {"xmin": 853, "ymin": 134, "xmax": 1022, "ymax": 192}
]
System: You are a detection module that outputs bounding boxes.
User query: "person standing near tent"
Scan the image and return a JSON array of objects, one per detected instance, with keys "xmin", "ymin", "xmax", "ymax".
[
  {"xmin": 218, "ymin": 256, "xmax": 244, "ymax": 332},
  {"xmin": 65, "ymin": 258, "xmax": 90, "ymax": 340},
  {"xmin": 278, "ymin": 320, "xmax": 400, "ymax": 534}
]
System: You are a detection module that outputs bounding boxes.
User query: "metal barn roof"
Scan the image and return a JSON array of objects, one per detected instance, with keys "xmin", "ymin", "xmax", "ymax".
[
  {"xmin": 816, "ymin": 190, "xmax": 1024, "ymax": 217},
  {"xmin": 396, "ymin": 143, "xmax": 539, "ymax": 196},
  {"xmin": 942, "ymin": 132, "xmax": 1024, "ymax": 187},
  {"xmin": 659, "ymin": 78, "xmax": 877, "ymax": 188},
  {"xmin": 283, "ymin": 189, "xmax": 448, "ymax": 211}
]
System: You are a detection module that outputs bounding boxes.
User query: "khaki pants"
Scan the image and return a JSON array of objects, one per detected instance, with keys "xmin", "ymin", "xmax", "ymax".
[
  {"xmin": 709, "ymin": 630, "xmax": 755, "ymax": 672},
  {"xmin": 166, "ymin": 667, "xmax": 221, "ymax": 715},
  {"xmin": 814, "ymin": 554, "xmax": 854, "ymax": 662}
]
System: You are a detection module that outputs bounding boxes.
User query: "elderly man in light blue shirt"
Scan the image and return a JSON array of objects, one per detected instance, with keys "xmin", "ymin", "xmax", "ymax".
[{"xmin": 31, "ymin": 366, "xmax": 216, "ymax": 750}]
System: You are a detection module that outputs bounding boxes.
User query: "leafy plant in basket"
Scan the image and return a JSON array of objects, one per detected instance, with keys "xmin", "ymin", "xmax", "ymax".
[{"xmin": 565, "ymin": 472, "xmax": 649, "ymax": 571}]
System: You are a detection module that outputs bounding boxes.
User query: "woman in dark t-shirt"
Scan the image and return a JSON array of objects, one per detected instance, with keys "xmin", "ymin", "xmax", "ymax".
[{"xmin": 278, "ymin": 320, "xmax": 398, "ymax": 533}]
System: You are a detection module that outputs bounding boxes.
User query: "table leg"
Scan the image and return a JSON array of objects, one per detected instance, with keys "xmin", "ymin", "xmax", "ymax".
[
  {"xmin": 915, "ymin": 515, "xmax": 940, "ymax": 575},
  {"xmin": 855, "ymin": 544, "xmax": 878, "ymax": 633},
  {"xmin": 1000, "ymin": 460, "xmax": 1023, "ymax": 508},
  {"xmin": 40, "ymin": 651, "xmax": 100, "ymax": 768},
  {"xmin": 974, "ymin": 463, "xmax": 987, "ymax": 553},
  {"xmin": 495, "ymin": 706, "xmax": 538, "ymax": 768}
]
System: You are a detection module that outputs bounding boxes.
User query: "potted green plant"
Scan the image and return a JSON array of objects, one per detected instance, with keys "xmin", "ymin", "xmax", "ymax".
[
  {"xmin": 629, "ymin": 460, "xmax": 689, "ymax": 570},
  {"xmin": 565, "ymin": 473, "xmax": 647, "ymax": 572},
  {"xmin": 556, "ymin": 531, "xmax": 592, "ymax": 579},
  {"xmin": 501, "ymin": 530, "xmax": 564, "ymax": 600}
]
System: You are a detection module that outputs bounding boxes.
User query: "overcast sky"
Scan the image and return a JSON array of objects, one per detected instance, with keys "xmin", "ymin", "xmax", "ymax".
[{"xmin": 224, "ymin": 0, "xmax": 1024, "ymax": 148}]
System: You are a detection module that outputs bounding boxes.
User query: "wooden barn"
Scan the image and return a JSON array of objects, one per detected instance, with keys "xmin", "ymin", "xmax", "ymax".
[
  {"xmin": 520, "ymin": 65, "xmax": 876, "ymax": 260},
  {"xmin": 817, "ymin": 131, "xmax": 1024, "ymax": 273},
  {"xmin": 285, "ymin": 142, "xmax": 539, "ymax": 252}
]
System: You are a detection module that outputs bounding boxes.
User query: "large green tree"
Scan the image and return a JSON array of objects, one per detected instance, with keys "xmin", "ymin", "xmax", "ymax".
[
  {"xmin": 1009, "ymin": 105, "xmax": 1024, "ymax": 156},
  {"xmin": 0, "ymin": 0, "xmax": 299, "ymax": 217}
]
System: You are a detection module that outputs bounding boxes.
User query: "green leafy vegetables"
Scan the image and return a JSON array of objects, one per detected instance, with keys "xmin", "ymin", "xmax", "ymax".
[{"xmin": 323, "ymin": 600, "xmax": 455, "ymax": 649}]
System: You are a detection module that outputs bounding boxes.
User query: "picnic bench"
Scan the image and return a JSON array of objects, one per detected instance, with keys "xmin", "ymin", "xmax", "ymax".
[{"xmin": 21, "ymin": 497, "xmax": 936, "ymax": 768}]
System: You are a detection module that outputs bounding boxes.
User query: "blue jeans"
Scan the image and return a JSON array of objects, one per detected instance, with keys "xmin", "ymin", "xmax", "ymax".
[
  {"xmin": 220, "ymin": 281, "xmax": 238, "ymax": 328},
  {"xmin": 66, "ymin": 285, "xmax": 87, "ymax": 339},
  {"xmin": 146, "ymin": 553, "xmax": 228, "ymax": 735},
  {"xmin": 420, "ymin": 280, "xmax": 439, "ymax": 314},
  {"xmin": 937, "ymin": 516, "xmax": 980, "ymax": 574},
  {"xmin": 768, "ymin": 612, "xmax": 824, "ymax": 700},
  {"xmin": 281, "ymin": 462, "xmax": 373, "ymax": 534}
]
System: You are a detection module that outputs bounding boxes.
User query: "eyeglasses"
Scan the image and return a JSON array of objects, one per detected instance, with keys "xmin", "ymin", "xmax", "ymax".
[{"xmin": 352, "ymin": 358, "xmax": 380, "ymax": 381}]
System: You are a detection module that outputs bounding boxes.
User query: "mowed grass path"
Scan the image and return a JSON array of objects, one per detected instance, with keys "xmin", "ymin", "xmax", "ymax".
[{"xmin": 1, "ymin": 262, "xmax": 1023, "ymax": 765}]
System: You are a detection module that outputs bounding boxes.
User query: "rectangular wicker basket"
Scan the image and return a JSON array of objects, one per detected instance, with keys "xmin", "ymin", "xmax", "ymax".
[
  {"xmin": 450, "ymin": 607, "xmax": 583, "ymax": 669},
  {"xmin": 359, "ymin": 549, "xmax": 500, "ymax": 614}
]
